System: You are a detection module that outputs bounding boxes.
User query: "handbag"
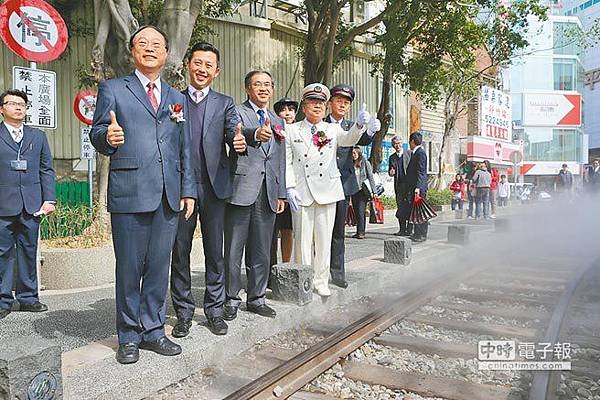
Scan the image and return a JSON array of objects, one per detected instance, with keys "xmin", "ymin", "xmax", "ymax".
[
  {"xmin": 369, "ymin": 197, "xmax": 384, "ymax": 224},
  {"xmin": 346, "ymin": 202, "xmax": 357, "ymax": 226}
]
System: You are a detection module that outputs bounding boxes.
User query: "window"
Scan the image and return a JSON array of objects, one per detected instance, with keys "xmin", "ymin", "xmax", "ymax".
[
  {"xmin": 524, "ymin": 129, "xmax": 582, "ymax": 162},
  {"xmin": 553, "ymin": 22, "xmax": 581, "ymax": 57},
  {"xmin": 553, "ymin": 60, "xmax": 575, "ymax": 90}
]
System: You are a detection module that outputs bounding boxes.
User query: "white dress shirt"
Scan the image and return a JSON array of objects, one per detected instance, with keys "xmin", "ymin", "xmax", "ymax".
[
  {"xmin": 135, "ymin": 69, "xmax": 161, "ymax": 105},
  {"xmin": 3, "ymin": 121, "xmax": 23, "ymax": 143},
  {"xmin": 188, "ymin": 85, "xmax": 210, "ymax": 103}
]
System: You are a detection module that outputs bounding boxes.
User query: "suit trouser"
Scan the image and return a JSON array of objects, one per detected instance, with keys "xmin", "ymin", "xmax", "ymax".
[
  {"xmin": 170, "ymin": 204, "xmax": 199, "ymax": 320},
  {"xmin": 224, "ymin": 183, "xmax": 275, "ymax": 308},
  {"xmin": 111, "ymin": 195, "xmax": 179, "ymax": 344},
  {"xmin": 395, "ymin": 194, "xmax": 412, "ymax": 234},
  {"xmin": 329, "ymin": 196, "xmax": 349, "ymax": 282},
  {"xmin": 0, "ymin": 212, "xmax": 40, "ymax": 310},
  {"xmin": 351, "ymin": 192, "xmax": 368, "ymax": 235},
  {"xmin": 293, "ymin": 202, "xmax": 336, "ymax": 291},
  {"xmin": 196, "ymin": 182, "xmax": 227, "ymax": 319}
]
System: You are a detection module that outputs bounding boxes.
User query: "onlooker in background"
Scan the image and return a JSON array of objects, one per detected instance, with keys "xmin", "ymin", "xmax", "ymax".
[
  {"xmin": 484, "ymin": 160, "xmax": 499, "ymax": 219},
  {"xmin": 388, "ymin": 136, "xmax": 412, "ymax": 236},
  {"xmin": 350, "ymin": 146, "xmax": 376, "ymax": 239},
  {"xmin": 497, "ymin": 174, "xmax": 510, "ymax": 206},
  {"xmin": 466, "ymin": 162, "xmax": 477, "ymax": 219},
  {"xmin": 270, "ymin": 97, "xmax": 298, "ymax": 266},
  {"xmin": 555, "ymin": 163, "xmax": 573, "ymax": 197},
  {"xmin": 472, "ymin": 162, "xmax": 492, "ymax": 219},
  {"xmin": 0, "ymin": 89, "xmax": 56, "ymax": 320},
  {"xmin": 586, "ymin": 159, "xmax": 600, "ymax": 193},
  {"xmin": 449, "ymin": 174, "xmax": 466, "ymax": 211}
]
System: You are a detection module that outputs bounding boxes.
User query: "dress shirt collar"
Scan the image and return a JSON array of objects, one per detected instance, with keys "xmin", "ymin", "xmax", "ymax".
[
  {"xmin": 188, "ymin": 85, "xmax": 210, "ymax": 103},
  {"xmin": 412, "ymin": 144, "xmax": 422, "ymax": 154},
  {"xmin": 329, "ymin": 115, "xmax": 343, "ymax": 125},
  {"xmin": 249, "ymin": 100, "xmax": 268, "ymax": 116},
  {"xmin": 135, "ymin": 69, "xmax": 161, "ymax": 97},
  {"xmin": 3, "ymin": 121, "xmax": 23, "ymax": 142}
]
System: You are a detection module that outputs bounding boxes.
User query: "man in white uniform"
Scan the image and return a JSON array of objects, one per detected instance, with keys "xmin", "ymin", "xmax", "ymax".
[{"xmin": 285, "ymin": 83, "xmax": 380, "ymax": 296}]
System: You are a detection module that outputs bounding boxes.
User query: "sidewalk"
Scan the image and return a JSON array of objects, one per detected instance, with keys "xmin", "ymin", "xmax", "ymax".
[{"xmin": 0, "ymin": 206, "xmax": 510, "ymax": 399}]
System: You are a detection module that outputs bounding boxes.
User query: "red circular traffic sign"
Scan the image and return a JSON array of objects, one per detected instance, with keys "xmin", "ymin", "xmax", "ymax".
[
  {"xmin": 0, "ymin": 0, "xmax": 68, "ymax": 63},
  {"xmin": 73, "ymin": 90, "xmax": 97, "ymax": 126}
]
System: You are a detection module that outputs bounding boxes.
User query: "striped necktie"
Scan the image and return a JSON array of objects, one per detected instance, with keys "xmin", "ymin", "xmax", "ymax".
[{"xmin": 146, "ymin": 82, "xmax": 159, "ymax": 112}]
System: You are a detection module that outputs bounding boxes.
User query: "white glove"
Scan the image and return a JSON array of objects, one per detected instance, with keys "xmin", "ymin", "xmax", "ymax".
[
  {"xmin": 286, "ymin": 188, "xmax": 301, "ymax": 213},
  {"xmin": 367, "ymin": 116, "xmax": 381, "ymax": 136},
  {"xmin": 357, "ymin": 109, "xmax": 370, "ymax": 126}
]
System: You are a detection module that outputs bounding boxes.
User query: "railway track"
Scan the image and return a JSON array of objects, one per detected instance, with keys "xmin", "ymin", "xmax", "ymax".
[{"xmin": 215, "ymin": 256, "xmax": 600, "ymax": 400}]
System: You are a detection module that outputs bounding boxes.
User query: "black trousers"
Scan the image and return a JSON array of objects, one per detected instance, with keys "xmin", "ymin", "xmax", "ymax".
[
  {"xmin": 395, "ymin": 191, "xmax": 412, "ymax": 234},
  {"xmin": 170, "ymin": 182, "xmax": 226, "ymax": 319},
  {"xmin": 329, "ymin": 196, "xmax": 349, "ymax": 282},
  {"xmin": 350, "ymin": 191, "xmax": 368, "ymax": 235}
]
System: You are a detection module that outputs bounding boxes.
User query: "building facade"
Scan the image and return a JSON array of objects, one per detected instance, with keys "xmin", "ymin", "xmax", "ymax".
[{"xmin": 509, "ymin": 13, "xmax": 586, "ymax": 187}]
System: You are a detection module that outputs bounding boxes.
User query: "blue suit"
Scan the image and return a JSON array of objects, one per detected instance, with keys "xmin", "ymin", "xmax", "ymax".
[
  {"xmin": 90, "ymin": 72, "xmax": 196, "ymax": 344},
  {"xmin": 326, "ymin": 115, "xmax": 372, "ymax": 282},
  {"xmin": 0, "ymin": 123, "xmax": 55, "ymax": 310},
  {"xmin": 406, "ymin": 146, "xmax": 428, "ymax": 238}
]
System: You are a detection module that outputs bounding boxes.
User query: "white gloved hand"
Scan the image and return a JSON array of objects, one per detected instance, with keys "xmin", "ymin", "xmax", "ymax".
[
  {"xmin": 357, "ymin": 102, "xmax": 370, "ymax": 126},
  {"xmin": 286, "ymin": 188, "xmax": 301, "ymax": 213},
  {"xmin": 367, "ymin": 116, "xmax": 381, "ymax": 136}
]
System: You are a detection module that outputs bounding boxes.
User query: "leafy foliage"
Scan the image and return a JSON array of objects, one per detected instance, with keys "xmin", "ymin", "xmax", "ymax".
[{"xmin": 426, "ymin": 188, "xmax": 453, "ymax": 206}]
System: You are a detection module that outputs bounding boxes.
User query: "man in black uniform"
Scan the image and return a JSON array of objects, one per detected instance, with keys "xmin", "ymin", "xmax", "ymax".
[{"xmin": 326, "ymin": 84, "xmax": 373, "ymax": 288}]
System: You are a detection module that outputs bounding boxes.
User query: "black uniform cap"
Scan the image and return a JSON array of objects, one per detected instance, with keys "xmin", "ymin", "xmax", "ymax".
[{"xmin": 329, "ymin": 84, "xmax": 355, "ymax": 102}]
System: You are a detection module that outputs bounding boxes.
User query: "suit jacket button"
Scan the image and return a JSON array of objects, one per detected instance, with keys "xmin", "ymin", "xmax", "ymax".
[
  {"xmin": 305, "ymin": 164, "xmax": 308, "ymax": 168},
  {"xmin": 158, "ymin": 157, "xmax": 163, "ymax": 162},
  {"xmin": 320, "ymin": 152, "xmax": 323, "ymax": 155},
  {"xmin": 261, "ymin": 171, "xmax": 265, "ymax": 175},
  {"xmin": 304, "ymin": 154, "xmax": 307, "ymax": 157},
  {"xmin": 319, "ymin": 173, "xmax": 323, "ymax": 177},
  {"xmin": 319, "ymin": 163, "xmax": 323, "ymax": 166}
]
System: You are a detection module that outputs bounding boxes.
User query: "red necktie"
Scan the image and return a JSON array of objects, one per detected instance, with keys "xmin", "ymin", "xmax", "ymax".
[{"xmin": 146, "ymin": 82, "xmax": 159, "ymax": 112}]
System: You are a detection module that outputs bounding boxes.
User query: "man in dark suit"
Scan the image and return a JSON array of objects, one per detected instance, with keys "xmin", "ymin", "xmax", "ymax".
[
  {"xmin": 587, "ymin": 159, "xmax": 600, "ymax": 193},
  {"xmin": 406, "ymin": 132, "xmax": 429, "ymax": 242},
  {"xmin": 326, "ymin": 84, "xmax": 372, "ymax": 289},
  {"xmin": 223, "ymin": 70, "xmax": 286, "ymax": 322},
  {"xmin": 0, "ymin": 89, "xmax": 56, "ymax": 320},
  {"xmin": 169, "ymin": 42, "xmax": 251, "ymax": 338},
  {"xmin": 90, "ymin": 26, "xmax": 197, "ymax": 364},
  {"xmin": 388, "ymin": 136, "xmax": 412, "ymax": 236}
]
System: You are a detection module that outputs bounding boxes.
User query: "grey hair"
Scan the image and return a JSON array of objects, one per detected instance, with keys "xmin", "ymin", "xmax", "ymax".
[{"xmin": 391, "ymin": 136, "xmax": 402, "ymax": 143}]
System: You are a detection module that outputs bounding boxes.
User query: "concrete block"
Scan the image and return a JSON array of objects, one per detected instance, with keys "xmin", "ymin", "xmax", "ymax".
[
  {"xmin": 383, "ymin": 238, "xmax": 412, "ymax": 265},
  {"xmin": 494, "ymin": 218, "xmax": 510, "ymax": 232},
  {"xmin": 270, "ymin": 263, "xmax": 313, "ymax": 306},
  {"xmin": 448, "ymin": 225, "xmax": 470, "ymax": 245},
  {"xmin": 0, "ymin": 337, "xmax": 62, "ymax": 399}
]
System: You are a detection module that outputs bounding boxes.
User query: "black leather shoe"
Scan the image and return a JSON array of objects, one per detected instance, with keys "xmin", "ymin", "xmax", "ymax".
[
  {"xmin": 331, "ymin": 279, "xmax": 348, "ymax": 289},
  {"xmin": 395, "ymin": 230, "xmax": 411, "ymax": 237},
  {"xmin": 410, "ymin": 235, "xmax": 426, "ymax": 243},
  {"xmin": 207, "ymin": 316, "xmax": 228, "ymax": 335},
  {"xmin": 0, "ymin": 309, "xmax": 10, "ymax": 319},
  {"xmin": 139, "ymin": 336, "xmax": 182, "ymax": 356},
  {"xmin": 351, "ymin": 233, "xmax": 365, "ymax": 239},
  {"xmin": 223, "ymin": 305, "xmax": 238, "ymax": 321},
  {"xmin": 116, "ymin": 343, "xmax": 139, "ymax": 364},
  {"xmin": 19, "ymin": 301, "xmax": 48, "ymax": 312},
  {"xmin": 246, "ymin": 304, "xmax": 276, "ymax": 318},
  {"xmin": 171, "ymin": 319, "xmax": 192, "ymax": 338}
]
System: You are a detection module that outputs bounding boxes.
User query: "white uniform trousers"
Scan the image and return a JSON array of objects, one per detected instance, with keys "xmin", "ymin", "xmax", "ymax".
[{"xmin": 292, "ymin": 202, "xmax": 337, "ymax": 291}]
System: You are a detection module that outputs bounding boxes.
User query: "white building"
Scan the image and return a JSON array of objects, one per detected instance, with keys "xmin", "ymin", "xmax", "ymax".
[
  {"xmin": 509, "ymin": 13, "xmax": 587, "ymax": 187},
  {"xmin": 563, "ymin": 0, "xmax": 600, "ymax": 155}
]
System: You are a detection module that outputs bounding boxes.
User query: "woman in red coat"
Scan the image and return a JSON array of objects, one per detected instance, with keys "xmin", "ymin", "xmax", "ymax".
[{"xmin": 449, "ymin": 174, "xmax": 466, "ymax": 210}]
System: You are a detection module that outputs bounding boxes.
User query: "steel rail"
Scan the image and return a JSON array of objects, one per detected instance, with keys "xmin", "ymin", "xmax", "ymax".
[{"xmin": 223, "ymin": 265, "xmax": 481, "ymax": 400}]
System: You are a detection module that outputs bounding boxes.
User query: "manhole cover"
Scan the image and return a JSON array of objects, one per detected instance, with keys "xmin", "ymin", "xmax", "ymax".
[{"xmin": 27, "ymin": 371, "xmax": 57, "ymax": 400}]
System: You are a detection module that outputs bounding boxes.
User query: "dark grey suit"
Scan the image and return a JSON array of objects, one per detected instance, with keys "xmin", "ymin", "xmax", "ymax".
[
  {"xmin": 170, "ymin": 89, "xmax": 252, "ymax": 320},
  {"xmin": 0, "ymin": 124, "xmax": 55, "ymax": 311},
  {"xmin": 224, "ymin": 101, "xmax": 285, "ymax": 308},
  {"xmin": 90, "ymin": 72, "xmax": 196, "ymax": 344},
  {"xmin": 326, "ymin": 115, "xmax": 372, "ymax": 282}
]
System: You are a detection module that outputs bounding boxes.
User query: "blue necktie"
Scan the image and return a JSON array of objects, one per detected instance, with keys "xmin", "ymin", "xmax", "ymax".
[
  {"xmin": 310, "ymin": 125, "xmax": 317, "ymax": 135},
  {"xmin": 257, "ymin": 109, "xmax": 265, "ymax": 126}
]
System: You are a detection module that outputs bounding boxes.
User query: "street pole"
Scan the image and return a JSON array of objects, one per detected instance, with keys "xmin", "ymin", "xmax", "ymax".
[
  {"xmin": 88, "ymin": 158, "xmax": 93, "ymax": 217},
  {"xmin": 30, "ymin": 61, "xmax": 43, "ymax": 290}
]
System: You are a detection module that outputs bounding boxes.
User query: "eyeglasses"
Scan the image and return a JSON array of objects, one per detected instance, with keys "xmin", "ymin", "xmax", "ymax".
[
  {"xmin": 251, "ymin": 82, "xmax": 274, "ymax": 89},
  {"xmin": 2, "ymin": 101, "xmax": 29, "ymax": 108},
  {"xmin": 135, "ymin": 40, "xmax": 166, "ymax": 50}
]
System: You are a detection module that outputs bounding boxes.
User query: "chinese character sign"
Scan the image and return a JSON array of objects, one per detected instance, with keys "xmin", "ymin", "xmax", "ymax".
[
  {"xmin": 480, "ymin": 86, "xmax": 512, "ymax": 142},
  {"xmin": 12, "ymin": 66, "xmax": 56, "ymax": 129},
  {"xmin": 80, "ymin": 127, "xmax": 95, "ymax": 159},
  {"xmin": 0, "ymin": 0, "xmax": 69, "ymax": 63}
]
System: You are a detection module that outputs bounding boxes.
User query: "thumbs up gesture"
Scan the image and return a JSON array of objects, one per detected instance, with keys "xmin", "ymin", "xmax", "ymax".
[
  {"xmin": 107, "ymin": 110, "xmax": 125, "ymax": 147},
  {"xmin": 256, "ymin": 116, "xmax": 272, "ymax": 143},
  {"xmin": 233, "ymin": 122, "xmax": 247, "ymax": 154},
  {"xmin": 357, "ymin": 102, "xmax": 370, "ymax": 126}
]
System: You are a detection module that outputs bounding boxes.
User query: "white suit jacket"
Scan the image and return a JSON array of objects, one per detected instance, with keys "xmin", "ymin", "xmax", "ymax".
[{"xmin": 285, "ymin": 119, "xmax": 366, "ymax": 206}]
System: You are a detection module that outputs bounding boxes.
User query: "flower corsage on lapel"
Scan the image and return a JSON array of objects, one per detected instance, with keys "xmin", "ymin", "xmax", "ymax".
[
  {"xmin": 312, "ymin": 130, "xmax": 331, "ymax": 150},
  {"xmin": 169, "ymin": 103, "xmax": 185, "ymax": 123},
  {"xmin": 273, "ymin": 124, "xmax": 285, "ymax": 141}
]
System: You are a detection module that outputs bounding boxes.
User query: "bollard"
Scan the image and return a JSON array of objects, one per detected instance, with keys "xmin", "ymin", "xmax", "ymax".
[
  {"xmin": 494, "ymin": 218, "xmax": 510, "ymax": 232},
  {"xmin": 0, "ymin": 337, "xmax": 62, "ymax": 399},
  {"xmin": 270, "ymin": 263, "xmax": 314, "ymax": 306},
  {"xmin": 383, "ymin": 238, "xmax": 412, "ymax": 265},
  {"xmin": 448, "ymin": 225, "xmax": 470, "ymax": 245}
]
